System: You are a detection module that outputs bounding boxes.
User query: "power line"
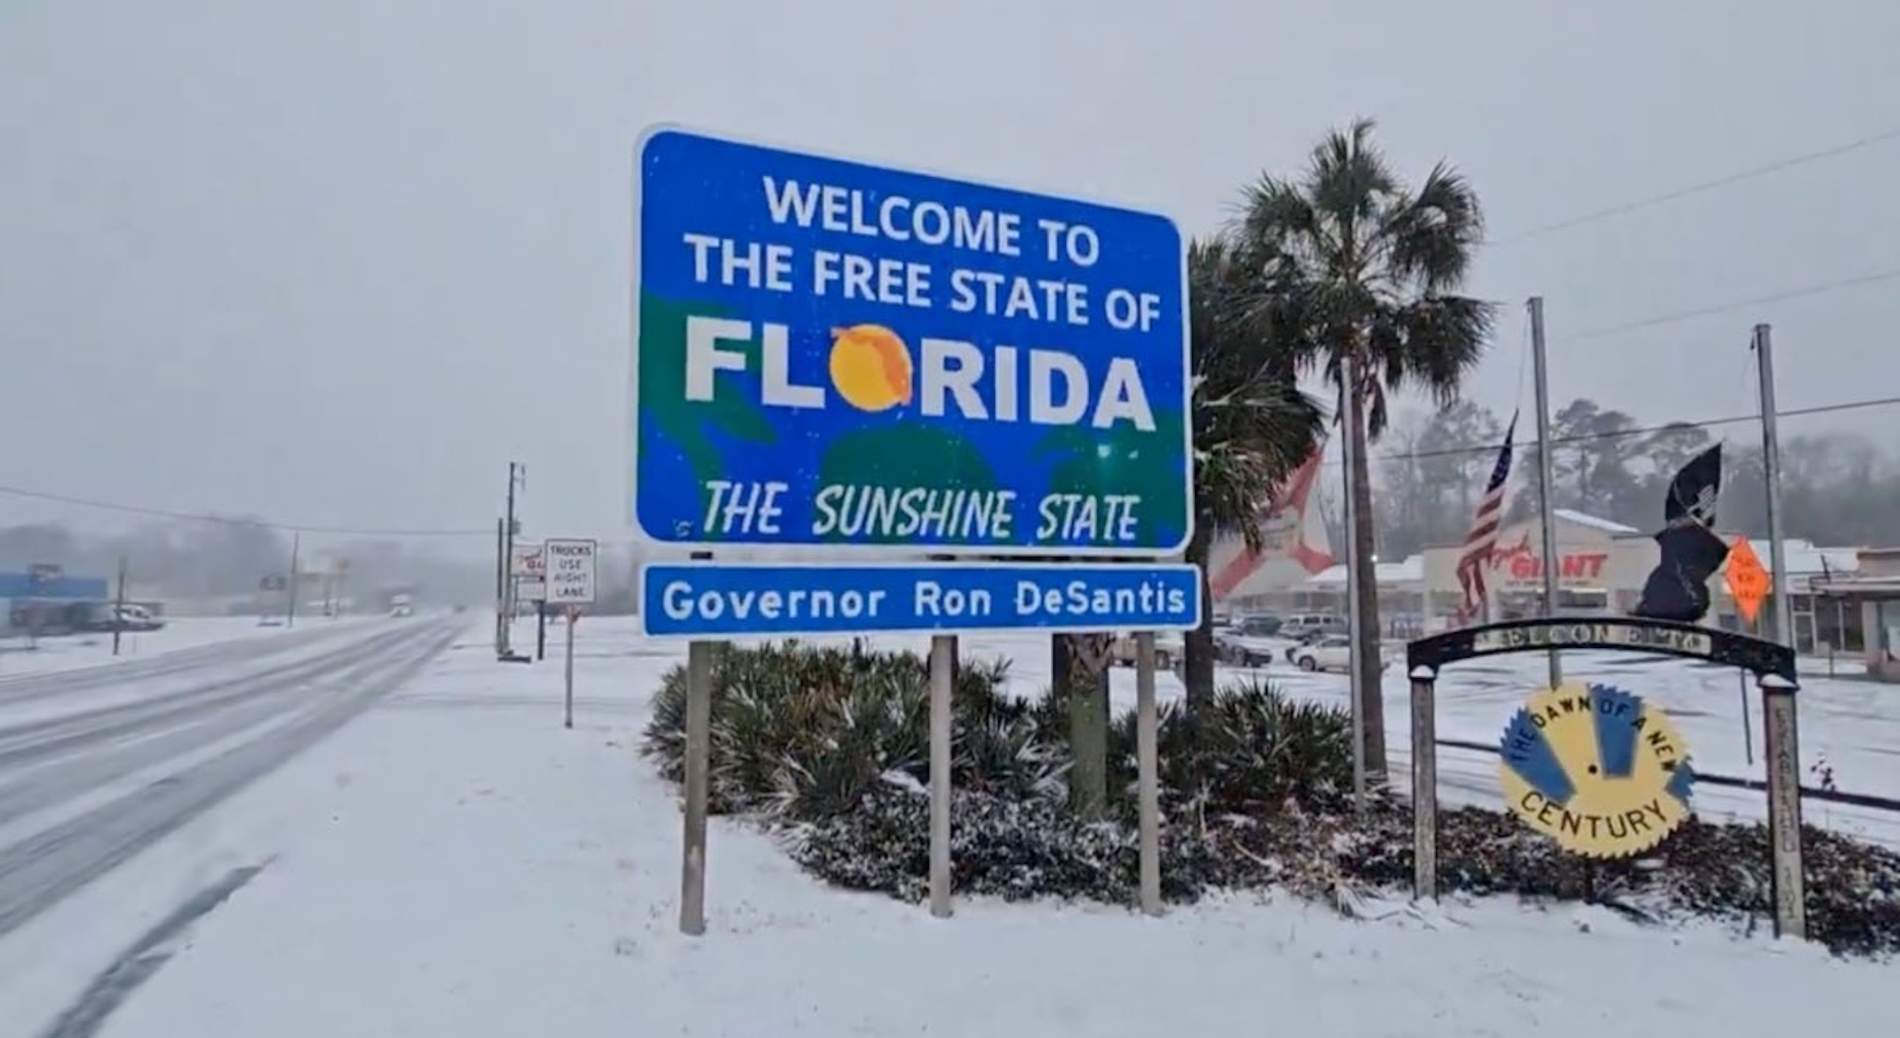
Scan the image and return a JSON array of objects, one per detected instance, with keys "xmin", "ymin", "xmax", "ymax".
[
  {"xmin": 1565, "ymin": 267, "xmax": 1900, "ymax": 342},
  {"xmin": 0, "ymin": 482, "xmax": 491, "ymax": 538},
  {"xmin": 1490, "ymin": 126, "xmax": 1900, "ymax": 245},
  {"xmin": 1349, "ymin": 394, "xmax": 1900, "ymax": 467}
]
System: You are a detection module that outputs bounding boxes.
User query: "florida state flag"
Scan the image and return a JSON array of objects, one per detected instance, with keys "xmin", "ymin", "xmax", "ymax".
[{"xmin": 1207, "ymin": 442, "xmax": 1334, "ymax": 600}]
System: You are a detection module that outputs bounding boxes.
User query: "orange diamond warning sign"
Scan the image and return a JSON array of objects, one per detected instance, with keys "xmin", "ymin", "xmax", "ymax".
[{"xmin": 1725, "ymin": 537, "xmax": 1770, "ymax": 626}]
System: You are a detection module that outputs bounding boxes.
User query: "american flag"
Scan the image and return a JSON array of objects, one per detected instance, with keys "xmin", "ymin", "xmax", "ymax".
[{"xmin": 1457, "ymin": 413, "xmax": 1518, "ymax": 617}]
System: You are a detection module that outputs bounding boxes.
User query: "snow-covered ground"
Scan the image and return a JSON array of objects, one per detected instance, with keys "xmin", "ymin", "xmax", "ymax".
[
  {"xmin": 0, "ymin": 615, "xmax": 366, "ymax": 679},
  {"xmin": 4, "ymin": 616, "xmax": 1891, "ymax": 1038}
]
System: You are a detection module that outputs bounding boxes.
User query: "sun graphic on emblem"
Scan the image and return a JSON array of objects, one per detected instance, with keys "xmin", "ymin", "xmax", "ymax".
[{"xmin": 827, "ymin": 324, "xmax": 912, "ymax": 412}]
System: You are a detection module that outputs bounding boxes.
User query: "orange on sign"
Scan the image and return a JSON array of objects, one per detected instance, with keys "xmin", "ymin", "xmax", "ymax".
[{"xmin": 1726, "ymin": 537, "xmax": 1770, "ymax": 625}]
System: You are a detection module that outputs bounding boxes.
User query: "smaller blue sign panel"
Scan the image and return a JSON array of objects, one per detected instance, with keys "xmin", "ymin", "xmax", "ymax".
[{"xmin": 641, "ymin": 563, "xmax": 1200, "ymax": 638}]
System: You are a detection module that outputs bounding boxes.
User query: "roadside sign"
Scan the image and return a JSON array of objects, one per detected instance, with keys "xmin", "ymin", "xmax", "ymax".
[
  {"xmin": 545, "ymin": 538, "xmax": 598, "ymax": 605},
  {"xmin": 515, "ymin": 577, "xmax": 547, "ymax": 602},
  {"xmin": 1498, "ymin": 681, "xmax": 1693, "ymax": 858},
  {"xmin": 639, "ymin": 562, "xmax": 1199, "ymax": 638},
  {"xmin": 1725, "ymin": 536, "xmax": 1769, "ymax": 626},
  {"xmin": 510, "ymin": 542, "xmax": 545, "ymax": 579},
  {"xmin": 632, "ymin": 128, "xmax": 1190, "ymax": 555}
]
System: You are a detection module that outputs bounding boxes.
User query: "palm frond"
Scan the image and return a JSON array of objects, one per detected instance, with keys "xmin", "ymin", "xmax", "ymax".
[
  {"xmin": 1186, "ymin": 233, "xmax": 1325, "ymax": 546},
  {"xmin": 1379, "ymin": 294, "xmax": 1494, "ymax": 408},
  {"xmin": 1382, "ymin": 161, "xmax": 1485, "ymax": 293}
]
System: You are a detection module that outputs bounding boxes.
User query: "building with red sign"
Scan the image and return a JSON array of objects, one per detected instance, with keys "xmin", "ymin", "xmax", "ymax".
[{"xmin": 1220, "ymin": 508, "xmax": 1863, "ymax": 653}]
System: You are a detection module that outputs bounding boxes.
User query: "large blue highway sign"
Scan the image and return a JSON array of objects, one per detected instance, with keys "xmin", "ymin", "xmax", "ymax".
[
  {"xmin": 633, "ymin": 128, "xmax": 1189, "ymax": 555},
  {"xmin": 640, "ymin": 563, "xmax": 1200, "ymax": 639}
]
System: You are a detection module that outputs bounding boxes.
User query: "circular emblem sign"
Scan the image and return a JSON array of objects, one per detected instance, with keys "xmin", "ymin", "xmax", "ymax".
[{"xmin": 1498, "ymin": 682, "xmax": 1695, "ymax": 858}]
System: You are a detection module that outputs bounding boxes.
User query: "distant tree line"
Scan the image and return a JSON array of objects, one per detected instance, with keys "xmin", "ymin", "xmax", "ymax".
[
  {"xmin": 0, "ymin": 519, "xmax": 495, "ymax": 607},
  {"xmin": 1365, "ymin": 399, "xmax": 1900, "ymax": 557}
]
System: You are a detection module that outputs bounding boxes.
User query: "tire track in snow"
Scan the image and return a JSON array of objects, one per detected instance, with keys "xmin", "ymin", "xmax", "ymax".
[{"xmin": 0, "ymin": 620, "xmax": 459, "ymax": 938}]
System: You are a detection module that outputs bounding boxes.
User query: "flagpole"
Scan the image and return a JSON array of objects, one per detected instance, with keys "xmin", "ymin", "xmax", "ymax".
[{"xmin": 1529, "ymin": 297, "xmax": 1563, "ymax": 687}]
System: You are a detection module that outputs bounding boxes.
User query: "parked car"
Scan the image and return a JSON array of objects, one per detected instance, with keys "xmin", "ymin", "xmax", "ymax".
[
  {"xmin": 1279, "ymin": 612, "xmax": 1344, "ymax": 640},
  {"xmin": 1109, "ymin": 631, "xmax": 1184, "ymax": 670},
  {"xmin": 1215, "ymin": 614, "xmax": 1285, "ymax": 666},
  {"xmin": 1232, "ymin": 614, "xmax": 1283, "ymax": 638},
  {"xmin": 1288, "ymin": 634, "xmax": 1389, "ymax": 674}
]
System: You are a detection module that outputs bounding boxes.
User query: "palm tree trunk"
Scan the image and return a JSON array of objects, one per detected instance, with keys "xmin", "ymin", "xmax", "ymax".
[
  {"xmin": 1060, "ymin": 634, "xmax": 1109, "ymax": 818},
  {"xmin": 1346, "ymin": 372, "xmax": 1389, "ymax": 776},
  {"xmin": 1183, "ymin": 518, "xmax": 1216, "ymax": 716}
]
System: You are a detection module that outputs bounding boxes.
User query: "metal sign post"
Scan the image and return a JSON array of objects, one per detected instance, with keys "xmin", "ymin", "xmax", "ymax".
[
  {"xmin": 564, "ymin": 608, "xmax": 578, "ymax": 730},
  {"xmin": 928, "ymin": 635, "xmax": 954, "ymax": 919},
  {"xmin": 1761, "ymin": 672, "xmax": 1806, "ymax": 939},
  {"xmin": 1135, "ymin": 632, "xmax": 1161, "ymax": 916},
  {"xmin": 1409, "ymin": 665, "xmax": 1438, "ymax": 900},
  {"xmin": 680, "ymin": 639, "xmax": 713, "ymax": 936}
]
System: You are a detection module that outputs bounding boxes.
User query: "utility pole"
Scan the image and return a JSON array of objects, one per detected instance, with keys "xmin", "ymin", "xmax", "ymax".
[
  {"xmin": 500, "ymin": 463, "xmax": 522, "ymax": 658},
  {"xmin": 112, "ymin": 555, "xmax": 128, "ymax": 656},
  {"xmin": 495, "ymin": 517, "xmax": 506, "ymax": 654},
  {"xmin": 1528, "ymin": 297, "xmax": 1562, "ymax": 687},
  {"xmin": 286, "ymin": 530, "xmax": 301, "ymax": 629},
  {"xmin": 1753, "ymin": 325, "xmax": 1791, "ymax": 646},
  {"xmin": 1340, "ymin": 366, "xmax": 1367, "ymax": 809},
  {"xmin": 1753, "ymin": 323, "xmax": 1806, "ymax": 939}
]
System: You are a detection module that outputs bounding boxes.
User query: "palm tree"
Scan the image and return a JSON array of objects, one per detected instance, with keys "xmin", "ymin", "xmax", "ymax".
[
  {"xmin": 1236, "ymin": 119, "xmax": 1494, "ymax": 775},
  {"xmin": 1182, "ymin": 235, "xmax": 1323, "ymax": 714}
]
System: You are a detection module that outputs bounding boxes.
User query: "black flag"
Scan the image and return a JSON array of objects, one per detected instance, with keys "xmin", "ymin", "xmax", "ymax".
[{"xmin": 1633, "ymin": 444, "xmax": 1728, "ymax": 622}]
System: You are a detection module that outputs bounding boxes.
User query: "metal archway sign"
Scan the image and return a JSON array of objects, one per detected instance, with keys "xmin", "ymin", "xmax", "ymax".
[{"xmin": 1404, "ymin": 617, "xmax": 1807, "ymax": 940}]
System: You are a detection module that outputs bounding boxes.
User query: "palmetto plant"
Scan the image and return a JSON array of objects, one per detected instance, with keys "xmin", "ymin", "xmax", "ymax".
[
  {"xmin": 1235, "ymin": 119, "xmax": 1494, "ymax": 774},
  {"xmin": 1181, "ymin": 235, "xmax": 1324, "ymax": 714}
]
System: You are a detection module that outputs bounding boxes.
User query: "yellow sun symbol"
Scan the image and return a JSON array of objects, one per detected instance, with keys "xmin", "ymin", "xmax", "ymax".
[{"xmin": 827, "ymin": 324, "xmax": 912, "ymax": 412}]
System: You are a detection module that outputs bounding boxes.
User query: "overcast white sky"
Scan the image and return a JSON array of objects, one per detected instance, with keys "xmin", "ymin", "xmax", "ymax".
[{"xmin": 4, "ymin": 0, "xmax": 1897, "ymax": 553}]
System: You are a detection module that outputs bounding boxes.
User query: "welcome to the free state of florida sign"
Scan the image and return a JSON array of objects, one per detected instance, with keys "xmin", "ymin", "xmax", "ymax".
[{"xmin": 632, "ymin": 128, "xmax": 1189, "ymax": 556}]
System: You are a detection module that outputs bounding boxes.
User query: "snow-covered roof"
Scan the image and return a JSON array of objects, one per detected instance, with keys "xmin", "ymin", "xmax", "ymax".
[
  {"xmin": 1553, "ymin": 509, "xmax": 1638, "ymax": 534},
  {"xmin": 1772, "ymin": 539, "xmax": 1860, "ymax": 577},
  {"xmin": 1305, "ymin": 554, "xmax": 1423, "ymax": 588}
]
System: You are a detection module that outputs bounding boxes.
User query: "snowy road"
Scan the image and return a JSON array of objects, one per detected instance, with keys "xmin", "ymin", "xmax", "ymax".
[{"xmin": 0, "ymin": 615, "xmax": 461, "ymax": 939}]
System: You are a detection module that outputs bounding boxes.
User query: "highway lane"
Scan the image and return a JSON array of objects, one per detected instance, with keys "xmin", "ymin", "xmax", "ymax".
[
  {"xmin": 0, "ymin": 616, "xmax": 461, "ymax": 938},
  {"xmin": 0, "ymin": 620, "xmax": 378, "ymax": 706}
]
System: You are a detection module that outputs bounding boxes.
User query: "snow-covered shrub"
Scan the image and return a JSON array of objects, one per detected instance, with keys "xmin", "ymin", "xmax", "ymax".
[
  {"xmin": 641, "ymin": 643, "xmax": 1061, "ymax": 818},
  {"xmin": 647, "ymin": 646, "xmax": 1900, "ymax": 955},
  {"xmin": 791, "ymin": 786, "xmax": 1219, "ymax": 905},
  {"xmin": 1096, "ymin": 679, "xmax": 1353, "ymax": 818},
  {"xmin": 647, "ymin": 644, "xmax": 1348, "ymax": 824}
]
